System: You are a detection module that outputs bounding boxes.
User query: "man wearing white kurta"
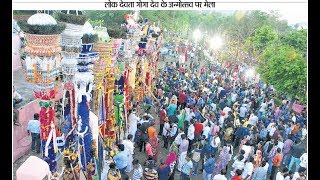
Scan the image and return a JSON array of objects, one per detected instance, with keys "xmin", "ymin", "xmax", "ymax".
[
  {"xmin": 128, "ymin": 109, "xmax": 140, "ymax": 141},
  {"xmin": 122, "ymin": 134, "xmax": 135, "ymax": 173}
]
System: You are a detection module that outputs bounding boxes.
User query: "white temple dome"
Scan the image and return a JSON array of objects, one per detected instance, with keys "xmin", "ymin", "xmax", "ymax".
[
  {"xmin": 82, "ymin": 21, "xmax": 94, "ymax": 35},
  {"xmin": 27, "ymin": 13, "xmax": 57, "ymax": 25}
]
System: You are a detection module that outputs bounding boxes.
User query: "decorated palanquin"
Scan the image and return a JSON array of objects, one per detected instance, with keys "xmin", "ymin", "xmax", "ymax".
[
  {"xmin": 134, "ymin": 58, "xmax": 144, "ymax": 102},
  {"xmin": 60, "ymin": 13, "xmax": 84, "ymax": 151},
  {"xmin": 92, "ymin": 29, "xmax": 116, "ymax": 148},
  {"xmin": 22, "ymin": 13, "xmax": 64, "ymax": 173},
  {"xmin": 58, "ymin": 11, "xmax": 100, "ymax": 179}
]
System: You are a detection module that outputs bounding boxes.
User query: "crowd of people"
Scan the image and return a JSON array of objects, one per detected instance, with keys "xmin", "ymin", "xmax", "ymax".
[{"xmin": 98, "ymin": 50, "xmax": 308, "ymax": 180}]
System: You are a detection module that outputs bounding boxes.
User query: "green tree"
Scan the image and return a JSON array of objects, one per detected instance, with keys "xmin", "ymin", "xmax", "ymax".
[
  {"xmin": 257, "ymin": 45, "xmax": 307, "ymax": 102},
  {"xmin": 280, "ymin": 29, "xmax": 307, "ymax": 58},
  {"xmin": 244, "ymin": 25, "xmax": 279, "ymax": 62},
  {"xmin": 85, "ymin": 10, "xmax": 131, "ymax": 27}
]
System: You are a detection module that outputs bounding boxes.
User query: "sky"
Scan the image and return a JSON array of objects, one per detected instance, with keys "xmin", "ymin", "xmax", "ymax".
[
  {"xmin": 265, "ymin": 9, "xmax": 308, "ymax": 25},
  {"xmin": 219, "ymin": 9, "xmax": 307, "ymax": 25}
]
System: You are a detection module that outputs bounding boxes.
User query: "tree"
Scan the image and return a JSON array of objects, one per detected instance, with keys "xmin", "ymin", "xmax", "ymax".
[
  {"xmin": 244, "ymin": 25, "xmax": 279, "ymax": 64},
  {"xmin": 279, "ymin": 29, "xmax": 307, "ymax": 58},
  {"xmin": 85, "ymin": 10, "xmax": 131, "ymax": 27},
  {"xmin": 257, "ymin": 45, "xmax": 307, "ymax": 102}
]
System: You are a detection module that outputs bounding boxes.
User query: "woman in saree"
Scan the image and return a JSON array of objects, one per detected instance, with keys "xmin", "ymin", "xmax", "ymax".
[
  {"xmin": 212, "ymin": 144, "xmax": 232, "ymax": 176},
  {"xmin": 167, "ymin": 95, "xmax": 178, "ymax": 116},
  {"xmin": 166, "ymin": 151, "xmax": 178, "ymax": 180},
  {"xmin": 177, "ymin": 109, "xmax": 185, "ymax": 129},
  {"xmin": 253, "ymin": 143, "xmax": 263, "ymax": 169},
  {"xmin": 149, "ymin": 135, "xmax": 159, "ymax": 162}
]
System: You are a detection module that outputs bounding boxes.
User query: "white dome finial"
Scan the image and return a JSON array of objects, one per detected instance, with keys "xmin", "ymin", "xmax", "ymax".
[
  {"xmin": 27, "ymin": 13, "xmax": 57, "ymax": 25},
  {"xmin": 82, "ymin": 21, "xmax": 94, "ymax": 35}
]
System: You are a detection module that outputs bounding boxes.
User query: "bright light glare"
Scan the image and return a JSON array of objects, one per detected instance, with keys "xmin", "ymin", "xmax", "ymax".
[
  {"xmin": 245, "ymin": 68, "xmax": 255, "ymax": 78},
  {"xmin": 210, "ymin": 35, "xmax": 224, "ymax": 50},
  {"xmin": 193, "ymin": 29, "xmax": 201, "ymax": 41}
]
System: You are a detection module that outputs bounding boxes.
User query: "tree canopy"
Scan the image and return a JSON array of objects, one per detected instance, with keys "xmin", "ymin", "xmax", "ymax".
[{"xmin": 257, "ymin": 45, "xmax": 307, "ymax": 101}]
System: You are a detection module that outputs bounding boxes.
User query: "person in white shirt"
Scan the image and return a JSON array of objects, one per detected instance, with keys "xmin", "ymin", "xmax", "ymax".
[
  {"xmin": 122, "ymin": 134, "xmax": 135, "ymax": 172},
  {"xmin": 292, "ymin": 167, "xmax": 306, "ymax": 180},
  {"xmin": 210, "ymin": 102, "xmax": 217, "ymax": 111},
  {"xmin": 299, "ymin": 153, "xmax": 307, "ymax": 169},
  {"xmin": 174, "ymin": 129, "xmax": 185, "ymax": 145},
  {"xmin": 241, "ymin": 141, "xmax": 252, "ymax": 161},
  {"xmin": 213, "ymin": 169, "xmax": 227, "ymax": 180},
  {"xmin": 186, "ymin": 109, "xmax": 195, "ymax": 122},
  {"xmin": 217, "ymin": 86, "xmax": 224, "ymax": 94},
  {"xmin": 248, "ymin": 113, "xmax": 259, "ymax": 126},
  {"xmin": 187, "ymin": 120, "xmax": 195, "ymax": 150},
  {"xmin": 276, "ymin": 167, "xmax": 289, "ymax": 180},
  {"xmin": 231, "ymin": 92, "xmax": 238, "ymax": 102},
  {"xmin": 262, "ymin": 159, "xmax": 269, "ymax": 171},
  {"xmin": 169, "ymin": 122, "xmax": 178, "ymax": 145},
  {"xmin": 202, "ymin": 123, "xmax": 211, "ymax": 139},
  {"xmin": 128, "ymin": 109, "xmax": 140, "ymax": 141},
  {"xmin": 259, "ymin": 101, "xmax": 267, "ymax": 113},
  {"xmin": 223, "ymin": 106, "xmax": 232, "ymax": 114},
  {"xmin": 211, "ymin": 134, "xmax": 221, "ymax": 154},
  {"xmin": 242, "ymin": 156, "xmax": 254, "ymax": 179},
  {"xmin": 101, "ymin": 151, "xmax": 114, "ymax": 180},
  {"xmin": 277, "ymin": 138, "xmax": 285, "ymax": 152},
  {"xmin": 13, "ymin": 85, "xmax": 23, "ymax": 107},
  {"xmin": 230, "ymin": 155, "xmax": 245, "ymax": 177},
  {"xmin": 213, "ymin": 79, "xmax": 218, "ymax": 85},
  {"xmin": 267, "ymin": 122, "xmax": 277, "ymax": 137},
  {"xmin": 291, "ymin": 113, "xmax": 297, "ymax": 123},
  {"xmin": 301, "ymin": 124, "xmax": 307, "ymax": 140},
  {"xmin": 219, "ymin": 114, "xmax": 225, "ymax": 128},
  {"xmin": 162, "ymin": 118, "xmax": 171, "ymax": 149},
  {"xmin": 239, "ymin": 104, "xmax": 248, "ymax": 119}
]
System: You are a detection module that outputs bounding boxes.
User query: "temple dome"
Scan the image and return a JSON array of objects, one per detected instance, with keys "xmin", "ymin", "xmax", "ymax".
[
  {"xmin": 27, "ymin": 13, "xmax": 57, "ymax": 25},
  {"xmin": 82, "ymin": 21, "xmax": 94, "ymax": 35}
]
